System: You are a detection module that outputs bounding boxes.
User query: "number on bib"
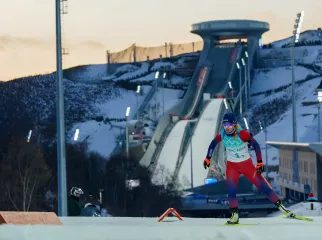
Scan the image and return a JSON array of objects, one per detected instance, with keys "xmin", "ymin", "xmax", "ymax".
[{"xmin": 234, "ymin": 153, "xmax": 244, "ymax": 158}]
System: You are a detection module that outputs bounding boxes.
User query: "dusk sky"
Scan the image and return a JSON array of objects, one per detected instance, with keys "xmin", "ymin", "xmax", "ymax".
[{"xmin": 1, "ymin": 0, "xmax": 321, "ymax": 80}]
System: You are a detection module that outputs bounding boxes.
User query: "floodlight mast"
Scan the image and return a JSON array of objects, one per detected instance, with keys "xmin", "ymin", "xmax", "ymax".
[
  {"xmin": 243, "ymin": 117, "xmax": 249, "ymax": 130},
  {"xmin": 236, "ymin": 62, "xmax": 242, "ymax": 116},
  {"xmin": 223, "ymin": 99, "xmax": 229, "ymax": 110},
  {"xmin": 241, "ymin": 58, "xmax": 248, "ymax": 110},
  {"xmin": 125, "ymin": 107, "xmax": 131, "ymax": 159},
  {"xmin": 291, "ymin": 11, "xmax": 304, "ymax": 183},
  {"xmin": 259, "ymin": 120, "xmax": 268, "ymax": 178},
  {"xmin": 291, "ymin": 11, "xmax": 304, "ymax": 143},
  {"xmin": 56, "ymin": 0, "xmax": 67, "ymax": 217},
  {"xmin": 228, "ymin": 81, "xmax": 234, "ymax": 98},
  {"xmin": 318, "ymin": 90, "xmax": 322, "ymax": 141},
  {"xmin": 136, "ymin": 85, "xmax": 141, "ymax": 120},
  {"xmin": 154, "ymin": 71, "xmax": 160, "ymax": 121}
]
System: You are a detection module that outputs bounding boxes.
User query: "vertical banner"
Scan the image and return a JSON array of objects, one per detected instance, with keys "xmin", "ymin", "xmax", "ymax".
[
  {"xmin": 229, "ymin": 48, "xmax": 237, "ymax": 62},
  {"xmin": 197, "ymin": 67, "xmax": 208, "ymax": 86}
]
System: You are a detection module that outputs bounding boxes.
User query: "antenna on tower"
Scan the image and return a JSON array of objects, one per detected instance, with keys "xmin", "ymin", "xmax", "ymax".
[
  {"xmin": 169, "ymin": 42, "xmax": 173, "ymax": 57},
  {"xmin": 132, "ymin": 43, "xmax": 137, "ymax": 63},
  {"xmin": 61, "ymin": 0, "xmax": 69, "ymax": 56},
  {"xmin": 106, "ymin": 50, "xmax": 111, "ymax": 74}
]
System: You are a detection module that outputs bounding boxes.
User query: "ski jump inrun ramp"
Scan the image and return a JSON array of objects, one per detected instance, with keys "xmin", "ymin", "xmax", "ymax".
[{"xmin": 152, "ymin": 99, "xmax": 223, "ymax": 187}]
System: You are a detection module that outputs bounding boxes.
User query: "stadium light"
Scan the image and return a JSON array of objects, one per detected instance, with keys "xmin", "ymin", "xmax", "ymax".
[
  {"xmin": 223, "ymin": 99, "xmax": 229, "ymax": 110},
  {"xmin": 245, "ymin": 51, "xmax": 248, "ymax": 58},
  {"xmin": 136, "ymin": 85, "xmax": 141, "ymax": 94},
  {"xmin": 318, "ymin": 91, "xmax": 322, "ymax": 102},
  {"xmin": 125, "ymin": 107, "xmax": 131, "ymax": 159},
  {"xmin": 228, "ymin": 81, "xmax": 232, "ymax": 89},
  {"xmin": 73, "ymin": 128, "xmax": 79, "ymax": 141},
  {"xmin": 27, "ymin": 130, "xmax": 32, "ymax": 143},
  {"xmin": 259, "ymin": 120, "xmax": 268, "ymax": 178},
  {"xmin": 243, "ymin": 117, "xmax": 249, "ymax": 130},
  {"xmin": 294, "ymin": 11, "xmax": 304, "ymax": 43},
  {"xmin": 154, "ymin": 71, "xmax": 160, "ymax": 120},
  {"xmin": 126, "ymin": 107, "xmax": 131, "ymax": 117},
  {"xmin": 136, "ymin": 86, "xmax": 141, "ymax": 121},
  {"xmin": 155, "ymin": 71, "xmax": 160, "ymax": 79},
  {"xmin": 163, "ymin": 72, "xmax": 166, "ymax": 78},
  {"xmin": 241, "ymin": 58, "xmax": 245, "ymax": 66},
  {"xmin": 237, "ymin": 62, "xmax": 242, "ymax": 115}
]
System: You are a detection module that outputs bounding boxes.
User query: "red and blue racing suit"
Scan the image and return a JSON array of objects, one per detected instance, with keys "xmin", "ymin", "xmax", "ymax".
[{"xmin": 206, "ymin": 127, "xmax": 279, "ymax": 209}]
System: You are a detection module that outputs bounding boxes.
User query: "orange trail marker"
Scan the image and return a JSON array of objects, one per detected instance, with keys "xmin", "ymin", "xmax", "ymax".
[{"xmin": 158, "ymin": 208, "xmax": 183, "ymax": 222}]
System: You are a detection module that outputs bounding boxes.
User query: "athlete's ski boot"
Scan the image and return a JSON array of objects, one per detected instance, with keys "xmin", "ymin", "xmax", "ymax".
[
  {"xmin": 227, "ymin": 208, "xmax": 239, "ymax": 224},
  {"xmin": 275, "ymin": 200, "xmax": 296, "ymax": 217}
]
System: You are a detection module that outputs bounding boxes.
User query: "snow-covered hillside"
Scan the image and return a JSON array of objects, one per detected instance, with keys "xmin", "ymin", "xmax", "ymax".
[
  {"xmin": 0, "ymin": 74, "xmax": 120, "ymax": 129},
  {"xmin": 67, "ymin": 55, "xmax": 196, "ymax": 158},
  {"xmin": 102, "ymin": 54, "xmax": 196, "ymax": 82},
  {"xmin": 102, "ymin": 63, "xmax": 150, "ymax": 81},
  {"xmin": 246, "ymin": 43, "xmax": 322, "ymax": 167},
  {"xmin": 249, "ymin": 75, "xmax": 321, "ymax": 165},
  {"xmin": 271, "ymin": 30, "xmax": 322, "ymax": 48},
  {"xmin": 69, "ymin": 87, "xmax": 183, "ymax": 157},
  {"xmin": 251, "ymin": 66, "xmax": 319, "ymax": 93},
  {"xmin": 0, "ymin": 53, "xmax": 196, "ymax": 160},
  {"xmin": 63, "ymin": 63, "xmax": 127, "ymax": 83},
  {"xmin": 261, "ymin": 45, "xmax": 322, "ymax": 62}
]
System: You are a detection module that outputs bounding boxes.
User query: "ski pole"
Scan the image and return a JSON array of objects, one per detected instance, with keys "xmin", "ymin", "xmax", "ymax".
[
  {"xmin": 209, "ymin": 167, "xmax": 226, "ymax": 179},
  {"xmin": 262, "ymin": 175, "xmax": 273, "ymax": 189},
  {"xmin": 253, "ymin": 171, "xmax": 272, "ymax": 189}
]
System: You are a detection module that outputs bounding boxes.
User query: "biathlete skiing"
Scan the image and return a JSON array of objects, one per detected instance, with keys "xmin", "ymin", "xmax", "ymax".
[{"xmin": 203, "ymin": 112, "xmax": 296, "ymax": 224}]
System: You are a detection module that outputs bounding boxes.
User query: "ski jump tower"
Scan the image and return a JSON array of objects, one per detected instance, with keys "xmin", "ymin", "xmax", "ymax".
[{"xmin": 190, "ymin": 20, "xmax": 269, "ymax": 68}]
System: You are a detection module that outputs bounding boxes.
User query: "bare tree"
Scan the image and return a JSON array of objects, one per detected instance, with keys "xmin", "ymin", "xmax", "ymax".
[
  {"xmin": 0, "ymin": 138, "xmax": 51, "ymax": 211},
  {"xmin": 153, "ymin": 164, "xmax": 171, "ymax": 186},
  {"xmin": 180, "ymin": 175, "xmax": 191, "ymax": 190}
]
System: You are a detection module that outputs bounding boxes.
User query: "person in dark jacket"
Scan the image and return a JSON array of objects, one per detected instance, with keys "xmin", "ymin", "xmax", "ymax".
[
  {"xmin": 80, "ymin": 194, "xmax": 101, "ymax": 217},
  {"xmin": 68, "ymin": 187, "xmax": 84, "ymax": 216}
]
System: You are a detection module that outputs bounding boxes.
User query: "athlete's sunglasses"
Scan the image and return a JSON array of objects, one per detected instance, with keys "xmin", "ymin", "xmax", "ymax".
[{"xmin": 222, "ymin": 122, "xmax": 233, "ymax": 127}]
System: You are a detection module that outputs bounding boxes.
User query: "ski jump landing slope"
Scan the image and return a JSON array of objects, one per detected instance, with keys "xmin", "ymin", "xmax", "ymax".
[
  {"xmin": 178, "ymin": 99, "xmax": 223, "ymax": 187},
  {"xmin": 151, "ymin": 120, "xmax": 189, "ymax": 183},
  {"xmin": 1, "ymin": 217, "xmax": 321, "ymax": 240}
]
